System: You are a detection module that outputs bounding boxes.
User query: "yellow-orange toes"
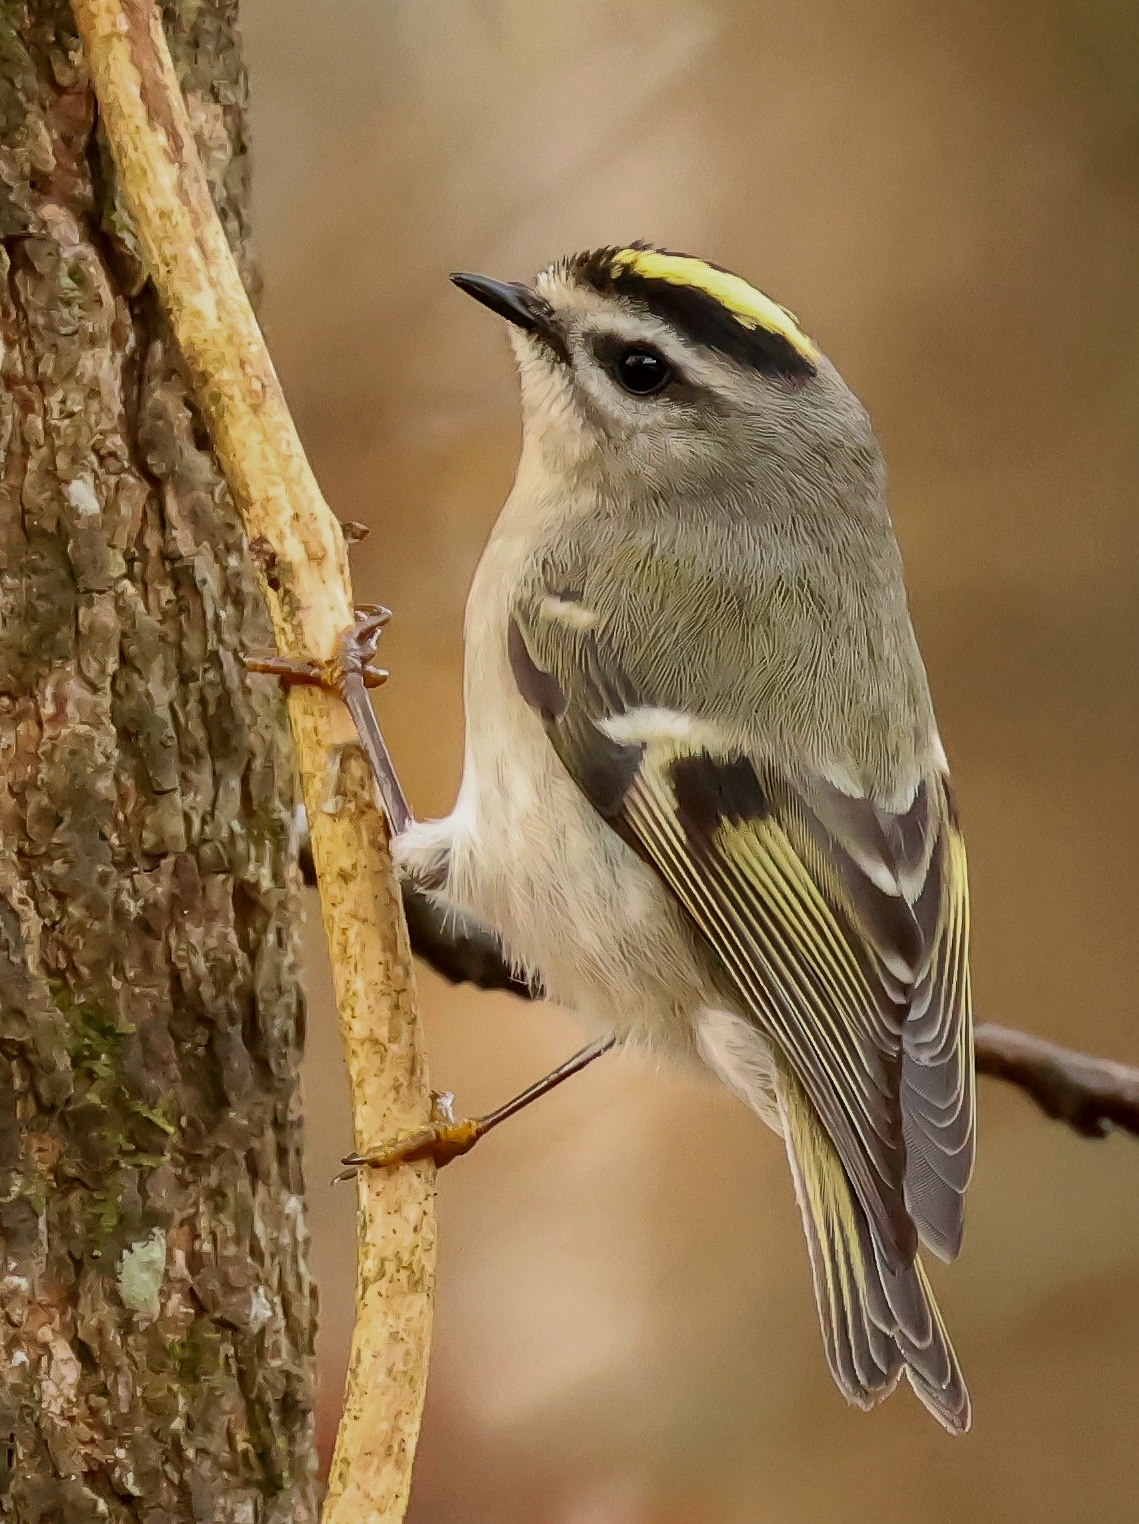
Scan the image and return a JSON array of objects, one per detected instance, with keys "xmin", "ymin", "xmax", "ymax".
[{"xmin": 334, "ymin": 1117, "xmax": 486, "ymax": 1181}]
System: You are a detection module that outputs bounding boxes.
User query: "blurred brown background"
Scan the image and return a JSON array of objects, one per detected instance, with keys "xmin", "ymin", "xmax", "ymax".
[{"xmin": 242, "ymin": 3, "xmax": 1139, "ymax": 1519}]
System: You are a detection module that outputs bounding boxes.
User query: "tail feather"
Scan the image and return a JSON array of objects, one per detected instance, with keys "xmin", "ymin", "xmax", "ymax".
[
  {"xmin": 902, "ymin": 1101, "xmax": 968, "ymax": 1262},
  {"xmin": 780, "ymin": 1075, "xmax": 971, "ymax": 1432},
  {"xmin": 900, "ymin": 815, "xmax": 976, "ymax": 1262}
]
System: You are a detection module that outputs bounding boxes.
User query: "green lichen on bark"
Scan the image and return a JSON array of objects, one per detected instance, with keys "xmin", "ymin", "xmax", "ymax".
[{"xmin": 0, "ymin": 3, "xmax": 318, "ymax": 1519}]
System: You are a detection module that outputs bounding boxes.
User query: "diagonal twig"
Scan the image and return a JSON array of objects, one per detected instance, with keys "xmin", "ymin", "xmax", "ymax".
[
  {"xmin": 972, "ymin": 1024, "xmax": 1139, "ymax": 1139},
  {"xmin": 397, "ymin": 890, "xmax": 1139, "ymax": 1143},
  {"xmin": 68, "ymin": 3, "xmax": 435, "ymax": 1520}
]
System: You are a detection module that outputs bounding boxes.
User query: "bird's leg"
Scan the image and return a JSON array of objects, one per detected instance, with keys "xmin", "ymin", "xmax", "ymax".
[
  {"xmin": 243, "ymin": 605, "xmax": 413, "ymax": 834},
  {"xmin": 243, "ymin": 577, "xmax": 617, "ymax": 1171},
  {"xmin": 334, "ymin": 1033, "xmax": 619, "ymax": 1178}
]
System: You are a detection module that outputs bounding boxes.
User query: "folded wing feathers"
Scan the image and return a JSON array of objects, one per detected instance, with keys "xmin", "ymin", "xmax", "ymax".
[
  {"xmin": 624, "ymin": 763, "xmax": 918, "ymax": 1268},
  {"xmin": 797, "ymin": 772, "xmax": 975, "ymax": 1261},
  {"xmin": 510, "ymin": 602, "xmax": 975, "ymax": 1417},
  {"xmin": 781, "ymin": 1071, "xmax": 971, "ymax": 1431}
]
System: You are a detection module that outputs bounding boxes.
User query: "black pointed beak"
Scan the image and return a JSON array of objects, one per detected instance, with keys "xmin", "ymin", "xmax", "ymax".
[{"xmin": 450, "ymin": 272, "xmax": 567, "ymax": 361}]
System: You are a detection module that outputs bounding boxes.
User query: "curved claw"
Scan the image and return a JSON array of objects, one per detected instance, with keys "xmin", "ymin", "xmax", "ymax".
[
  {"xmin": 353, "ymin": 602, "xmax": 392, "ymax": 623},
  {"xmin": 334, "ymin": 608, "xmax": 393, "ymax": 683},
  {"xmin": 243, "ymin": 607, "xmax": 394, "ymax": 697}
]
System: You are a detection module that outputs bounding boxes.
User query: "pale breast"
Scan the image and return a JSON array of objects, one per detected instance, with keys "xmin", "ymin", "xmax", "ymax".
[{"xmin": 444, "ymin": 523, "xmax": 707, "ymax": 1044}]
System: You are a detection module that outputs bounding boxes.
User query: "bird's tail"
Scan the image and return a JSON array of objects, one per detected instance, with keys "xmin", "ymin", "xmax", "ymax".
[{"xmin": 778, "ymin": 1074, "xmax": 971, "ymax": 1432}]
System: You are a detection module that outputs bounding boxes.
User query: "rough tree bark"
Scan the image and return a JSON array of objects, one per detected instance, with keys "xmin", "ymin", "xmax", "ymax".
[{"xmin": 0, "ymin": 3, "xmax": 319, "ymax": 1519}]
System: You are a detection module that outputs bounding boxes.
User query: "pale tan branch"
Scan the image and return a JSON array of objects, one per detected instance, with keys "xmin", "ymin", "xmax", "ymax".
[{"xmin": 68, "ymin": 3, "xmax": 435, "ymax": 1520}]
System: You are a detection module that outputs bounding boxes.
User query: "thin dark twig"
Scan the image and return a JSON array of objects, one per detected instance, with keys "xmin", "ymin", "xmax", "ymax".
[
  {"xmin": 388, "ymin": 883, "xmax": 1139, "ymax": 1143},
  {"xmin": 400, "ymin": 885, "xmax": 538, "ymax": 1001},
  {"xmin": 974, "ymin": 1023, "xmax": 1139, "ymax": 1139}
]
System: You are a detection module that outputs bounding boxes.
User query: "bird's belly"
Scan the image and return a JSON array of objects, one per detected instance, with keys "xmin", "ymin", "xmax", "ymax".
[{"xmin": 445, "ymin": 692, "xmax": 708, "ymax": 1047}]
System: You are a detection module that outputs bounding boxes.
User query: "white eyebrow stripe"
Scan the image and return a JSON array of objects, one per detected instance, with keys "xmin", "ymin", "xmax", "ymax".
[
  {"xmin": 597, "ymin": 706, "xmax": 726, "ymax": 749},
  {"xmin": 573, "ymin": 309, "xmax": 699, "ymax": 374}
]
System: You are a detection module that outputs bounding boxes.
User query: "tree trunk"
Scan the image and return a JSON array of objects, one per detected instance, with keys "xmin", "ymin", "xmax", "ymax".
[{"xmin": 0, "ymin": 3, "xmax": 319, "ymax": 1519}]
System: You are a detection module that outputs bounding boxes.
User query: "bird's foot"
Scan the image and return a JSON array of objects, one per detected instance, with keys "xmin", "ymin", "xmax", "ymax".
[
  {"xmin": 333, "ymin": 1037, "xmax": 620, "ymax": 1181},
  {"xmin": 334, "ymin": 1091, "xmax": 486, "ymax": 1180},
  {"xmin": 242, "ymin": 606, "xmax": 392, "ymax": 698},
  {"xmin": 245, "ymin": 603, "xmax": 413, "ymax": 833}
]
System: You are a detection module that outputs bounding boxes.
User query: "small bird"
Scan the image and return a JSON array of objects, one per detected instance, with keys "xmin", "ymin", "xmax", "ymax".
[{"xmin": 394, "ymin": 245, "xmax": 976, "ymax": 1430}]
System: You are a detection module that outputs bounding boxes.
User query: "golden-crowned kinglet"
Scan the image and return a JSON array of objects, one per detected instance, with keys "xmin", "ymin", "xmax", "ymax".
[{"xmin": 396, "ymin": 245, "xmax": 975, "ymax": 1431}]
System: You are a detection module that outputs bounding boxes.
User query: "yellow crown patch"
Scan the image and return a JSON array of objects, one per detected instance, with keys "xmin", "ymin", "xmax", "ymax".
[{"xmin": 609, "ymin": 248, "xmax": 818, "ymax": 365}]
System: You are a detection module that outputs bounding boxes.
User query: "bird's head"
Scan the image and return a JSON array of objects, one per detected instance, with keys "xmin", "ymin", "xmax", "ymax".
[{"xmin": 451, "ymin": 244, "xmax": 882, "ymax": 512}]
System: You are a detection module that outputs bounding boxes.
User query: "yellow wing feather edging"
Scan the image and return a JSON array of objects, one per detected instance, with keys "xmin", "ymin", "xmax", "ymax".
[
  {"xmin": 621, "ymin": 753, "xmax": 915, "ymax": 1267},
  {"xmin": 780, "ymin": 1072, "xmax": 971, "ymax": 1431}
]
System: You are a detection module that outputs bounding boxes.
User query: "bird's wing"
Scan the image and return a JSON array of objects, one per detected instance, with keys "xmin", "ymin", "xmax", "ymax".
[
  {"xmin": 510, "ymin": 597, "xmax": 973, "ymax": 1270},
  {"xmin": 795, "ymin": 760, "xmax": 974, "ymax": 1260},
  {"xmin": 895, "ymin": 785, "xmax": 974, "ymax": 1260}
]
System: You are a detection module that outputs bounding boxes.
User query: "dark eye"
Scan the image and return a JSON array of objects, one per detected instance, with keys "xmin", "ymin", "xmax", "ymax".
[{"xmin": 612, "ymin": 345, "xmax": 673, "ymax": 396}]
